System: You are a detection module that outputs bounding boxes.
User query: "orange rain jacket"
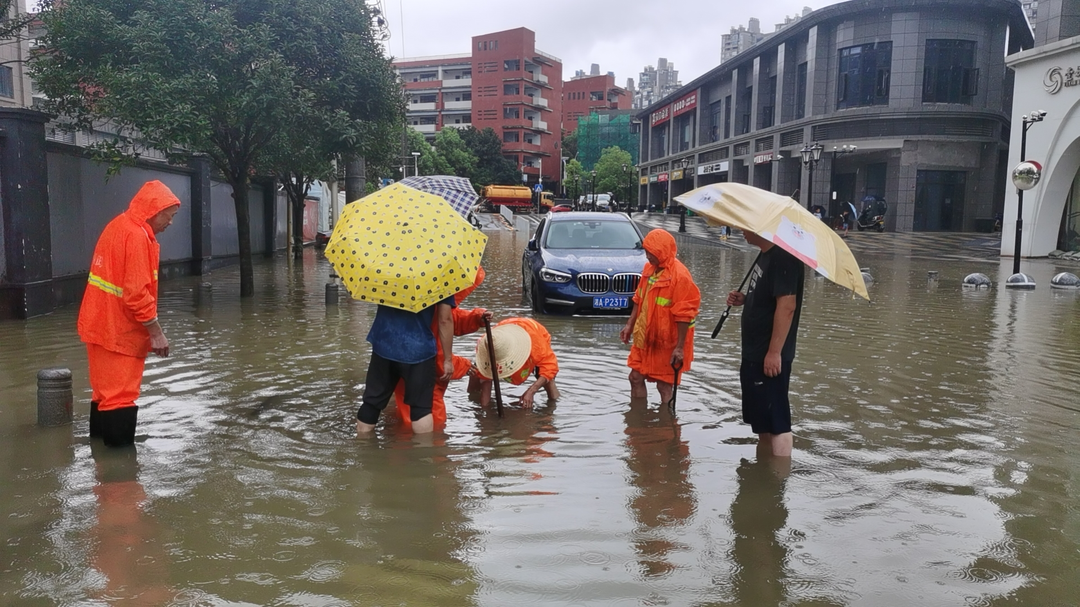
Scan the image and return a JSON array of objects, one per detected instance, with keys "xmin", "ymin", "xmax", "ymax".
[
  {"xmin": 496, "ymin": 317, "xmax": 559, "ymax": 382},
  {"xmin": 627, "ymin": 229, "xmax": 701, "ymax": 384},
  {"xmin": 78, "ymin": 181, "xmax": 181, "ymax": 358}
]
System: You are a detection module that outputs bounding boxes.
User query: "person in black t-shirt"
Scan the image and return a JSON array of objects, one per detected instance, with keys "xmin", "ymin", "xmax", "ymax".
[{"xmin": 726, "ymin": 231, "xmax": 804, "ymax": 458}]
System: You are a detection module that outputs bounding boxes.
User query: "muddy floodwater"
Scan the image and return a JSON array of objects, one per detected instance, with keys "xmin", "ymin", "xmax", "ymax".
[{"xmin": 2, "ymin": 222, "xmax": 1079, "ymax": 606}]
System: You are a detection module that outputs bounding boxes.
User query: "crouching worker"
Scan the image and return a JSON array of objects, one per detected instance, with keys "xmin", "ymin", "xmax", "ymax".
[
  {"xmin": 620, "ymin": 229, "xmax": 701, "ymax": 408},
  {"xmin": 471, "ymin": 318, "xmax": 559, "ymax": 409},
  {"xmin": 78, "ymin": 181, "xmax": 181, "ymax": 448}
]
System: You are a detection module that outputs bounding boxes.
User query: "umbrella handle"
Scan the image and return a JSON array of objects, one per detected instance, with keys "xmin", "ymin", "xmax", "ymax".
[
  {"xmin": 669, "ymin": 360, "xmax": 683, "ymax": 412},
  {"xmin": 712, "ymin": 252, "xmax": 762, "ymax": 339},
  {"xmin": 483, "ymin": 318, "xmax": 504, "ymax": 417}
]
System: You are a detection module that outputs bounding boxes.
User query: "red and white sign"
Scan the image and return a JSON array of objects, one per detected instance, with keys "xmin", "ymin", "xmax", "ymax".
[
  {"xmin": 754, "ymin": 152, "xmax": 775, "ymax": 165},
  {"xmin": 671, "ymin": 90, "xmax": 698, "ymax": 117},
  {"xmin": 657, "ymin": 173, "xmax": 669, "ymax": 182},
  {"xmin": 650, "ymin": 105, "xmax": 671, "ymax": 127}
]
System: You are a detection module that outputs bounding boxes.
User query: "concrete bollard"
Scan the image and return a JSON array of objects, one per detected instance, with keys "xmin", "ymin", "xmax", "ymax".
[
  {"xmin": 927, "ymin": 271, "xmax": 939, "ymax": 280},
  {"xmin": 325, "ymin": 281, "xmax": 339, "ymax": 305},
  {"xmin": 37, "ymin": 367, "xmax": 73, "ymax": 427}
]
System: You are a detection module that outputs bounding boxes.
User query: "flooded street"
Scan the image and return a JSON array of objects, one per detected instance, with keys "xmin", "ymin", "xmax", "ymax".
[{"xmin": 2, "ymin": 220, "xmax": 1079, "ymax": 606}]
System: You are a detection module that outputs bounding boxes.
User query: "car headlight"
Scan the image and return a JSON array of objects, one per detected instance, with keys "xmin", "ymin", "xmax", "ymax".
[{"xmin": 539, "ymin": 268, "xmax": 572, "ymax": 283}]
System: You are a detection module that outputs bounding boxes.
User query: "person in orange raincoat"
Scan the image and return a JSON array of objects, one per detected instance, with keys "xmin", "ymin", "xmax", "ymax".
[
  {"xmin": 472, "ymin": 317, "xmax": 560, "ymax": 409},
  {"xmin": 620, "ymin": 229, "xmax": 701, "ymax": 407},
  {"xmin": 393, "ymin": 267, "xmax": 491, "ymax": 429},
  {"xmin": 78, "ymin": 181, "xmax": 181, "ymax": 447}
]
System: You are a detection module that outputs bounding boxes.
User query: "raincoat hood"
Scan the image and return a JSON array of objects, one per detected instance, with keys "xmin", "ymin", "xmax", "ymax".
[
  {"xmin": 643, "ymin": 229, "xmax": 677, "ymax": 270},
  {"xmin": 125, "ymin": 180, "xmax": 181, "ymax": 225}
]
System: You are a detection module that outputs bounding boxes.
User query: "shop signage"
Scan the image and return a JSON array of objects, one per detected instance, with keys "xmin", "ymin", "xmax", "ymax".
[
  {"xmin": 672, "ymin": 90, "xmax": 698, "ymax": 117},
  {"xmin": 657, "ymin": 173, "xmax": 669, "ymax": 183},
  {"xmin": 639, "ymin": 176, "xmax": 649, "ymax": 185},
  {"xmin": 1044, "ymin": 66, "xmax": 1080, "ymax": 94},
  {"xmin": 648, "ymin": 175, "xmax": 659, "ymax": 183},
  {"xmin": 753, "ymin": 152, "xmax": 774, "ymax": 165},
  {"xmin": 671, "ymin": 169, "xmax": 684, "ymax": 180},
  {"xmin": 650, "ymin": 105, "xmax": 671, "ymax": 127},
  {"xmin": 697, "ymin": 161, "xmax": 729, "ymax": 175}
]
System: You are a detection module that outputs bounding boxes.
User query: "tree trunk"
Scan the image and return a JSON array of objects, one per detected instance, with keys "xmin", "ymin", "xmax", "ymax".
[
  {"xmin": 345, "ymin": 155, "xmax": 365, "ymax": 203},
  {"xmin": 230, "ymin": 174, "xmax": 255, "ymax": 297},
  {"xmin": 292, "ymin": 197, "xmax": 305, "ymax": 257}
]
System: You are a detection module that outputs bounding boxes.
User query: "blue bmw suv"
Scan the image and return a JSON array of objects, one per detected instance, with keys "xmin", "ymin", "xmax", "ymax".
[{"xmin": 522, "ymin": 212, "xmax": 646, "ymax": 315}]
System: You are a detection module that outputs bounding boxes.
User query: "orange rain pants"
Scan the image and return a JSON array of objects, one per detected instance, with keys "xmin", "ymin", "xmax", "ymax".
[{"xmin": 87, "ymin": 343, "xmax": 146, "ymax": 411}]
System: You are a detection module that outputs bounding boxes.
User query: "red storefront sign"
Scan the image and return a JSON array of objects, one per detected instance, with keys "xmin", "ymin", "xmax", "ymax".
[
  {"xmin": 671, "ymin": 90, "xmax": 698, "ymax": 117},
  {"xmin": 657, "ymin": 173, "xmax": 669, "ymax": 182},
  {"xmin": 650, "ymin": 105, "xmax": 671, "ymax": 127}
]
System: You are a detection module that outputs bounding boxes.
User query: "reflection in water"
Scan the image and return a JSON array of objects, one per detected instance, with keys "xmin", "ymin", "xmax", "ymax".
[
  {"xmin": 88, "ymin": 445, "xmax": 172, "ymax": 605},
  {"xmin": 623, "ymin": 397, "xmax": 696, "ymax": 578},
  {"xmin": 729, "ymin": 457, "xmax": 789, "ymax": 606}
]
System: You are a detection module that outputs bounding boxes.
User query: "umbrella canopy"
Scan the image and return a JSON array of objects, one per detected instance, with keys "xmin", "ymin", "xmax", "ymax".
[
  {"xmin": 675, "ymin": 182, "xmax": 869, "ymax": 300},
  {"xmin": 396, "ymin": 175, "xmax": 480, "ymax": 219},
  {"xmin": 326, "ymin": 183, "xmax": 487, "ymax": 312}
]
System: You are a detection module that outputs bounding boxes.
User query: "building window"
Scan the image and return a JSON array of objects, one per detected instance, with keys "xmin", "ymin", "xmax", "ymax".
[
  {"xmin": 504, "ymin": 59, "xmax": 520, "ymax": 72},
  {"xmin": 504, "ymin": 107, "xmax": 520, "ymax": 119},
  {"xmin": 708, "ymin": 99, "xmax": 722, "ymax": 142},
  {"xmin": 504, "ymin": 84, "xmax": 519, "ymax": 96},
  {"xmin": 724, "ymin": 95, "xmax": 732, "ymax": 139},
  {"xmin": 795, "ymin": 62, "xmax": 808, "ymax": 119},
  {"xmin": 758, "ymin": 75, "xmax": 776, "ymax": 130},
  {"xmin": 739, "ymin": 86, "xmax": 752, "ymax": 135},
  {"xmin": 923, "ymin": 40, "xmax": 978, "ymax": 103},
  {"xmin": 0, "ymin": 66, "xmax": 14, "ymax": 98},
  {"xmin": 590, "ymin": 91, "xmax": 603, "ymax": 101},
  {"xmin": 503, "ymin": 131, "xmax": 519, "ymax": 143},
  {"xmin": 837, "ymin": 42, "xmax": 892, "ymax": 109}
]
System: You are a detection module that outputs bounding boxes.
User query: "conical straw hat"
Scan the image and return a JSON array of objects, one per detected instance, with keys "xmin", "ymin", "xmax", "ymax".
[{"xmin": 475, "ymin": 323, "xmax": 532, "ymax": 381}]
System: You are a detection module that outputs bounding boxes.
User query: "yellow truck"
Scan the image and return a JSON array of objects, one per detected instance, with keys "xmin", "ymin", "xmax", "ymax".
[{"xmin": 481, "ymin": 185, "xmax": 537, "ymax": 211}]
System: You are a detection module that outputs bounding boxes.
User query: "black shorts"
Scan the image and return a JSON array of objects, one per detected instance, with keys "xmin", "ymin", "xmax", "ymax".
[
  {"xmin": 740, "ymin": 359, "xmax": 793, "ymax": 435},
  {"xmin": 357, "ymin": 353, "xmax": 436, "ymax": 424}
]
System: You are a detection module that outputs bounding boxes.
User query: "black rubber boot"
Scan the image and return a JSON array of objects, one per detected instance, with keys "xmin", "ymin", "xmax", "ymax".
[
  {"xmin": 89, "ymin": 401, "xmax": 102, "ymax": 438},
  {"xmin": 100, "ymin": 406, "xmax": 139, "ymax": 448}
]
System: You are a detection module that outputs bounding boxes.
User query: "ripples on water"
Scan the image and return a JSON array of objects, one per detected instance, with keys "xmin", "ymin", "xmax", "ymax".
[{"xmin": 1, "ymin": 227, "xmax": 1078, "ymax": 606}]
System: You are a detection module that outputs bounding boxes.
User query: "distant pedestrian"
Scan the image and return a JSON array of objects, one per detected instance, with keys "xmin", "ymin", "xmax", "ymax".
[
  {"xmin": 838, "ymin": 209, "xmax": 851, "ymax": 237},
  {"xmin": 78, "ymin": 181, "xmax": 180, "ymax": 448},
  {"xmin": 472, "ymin": 317, "xmax": 559, "ymax": 409},
  {"xmin": 726, "ymin": 230, "xmax": 804, "ymax": 458},
  {"xmin": 357, "ymin": 296, "xmax": 455, "ymax": 435},
  {"xmin": 621, "ymin": 229, "xmax": 701, "ymax": 408}
]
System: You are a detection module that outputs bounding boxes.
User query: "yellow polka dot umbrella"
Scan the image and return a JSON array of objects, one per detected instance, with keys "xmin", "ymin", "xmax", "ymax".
[{"xmin": 325, "ymin": 183, "xmax": 487, "ymax": 312}]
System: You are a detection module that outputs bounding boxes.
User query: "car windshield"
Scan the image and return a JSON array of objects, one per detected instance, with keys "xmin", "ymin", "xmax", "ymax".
[{"xmin": 544, "ymin": 220, "xmax": 642, "ymax": 249}]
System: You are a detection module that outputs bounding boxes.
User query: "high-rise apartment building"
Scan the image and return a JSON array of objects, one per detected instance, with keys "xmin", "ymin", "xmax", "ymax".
[
  {"xmin": 721, "ymin": 9, "xmax": 813, "ymax": 63},
  {"xmin": 632, "ymin": 58, "xmax": 681, "ymax": 109},
  {"xmin": 393, "ymin": 28, "xmax": 563, "ymax": 186}
]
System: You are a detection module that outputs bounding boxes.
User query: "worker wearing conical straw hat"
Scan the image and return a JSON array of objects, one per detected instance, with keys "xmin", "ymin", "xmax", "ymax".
[{"xmin": 471, "ymin": 318, "xmax": 559, "ymax": 409}]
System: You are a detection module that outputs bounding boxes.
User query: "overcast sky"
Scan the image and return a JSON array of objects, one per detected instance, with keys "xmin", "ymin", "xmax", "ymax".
[{"xmin": 384, "ymin": 0, "xmax": 843, "ymax": 87}]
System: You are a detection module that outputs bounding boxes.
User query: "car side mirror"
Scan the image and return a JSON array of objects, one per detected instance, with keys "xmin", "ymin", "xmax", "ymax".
[{"xmin": 527, "ymin": 239, "xmax": 538, "ymax": 251}]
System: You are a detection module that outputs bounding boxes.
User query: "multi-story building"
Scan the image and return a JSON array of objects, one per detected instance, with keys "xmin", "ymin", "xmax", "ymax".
[
  {"xmin": 1021, "ymin": 0, "xmax": 1039, "ymax": 34},
  {"xmin": 721, "ymin": 18, "xmax": 767, "ymax": 63},
  {"xmin": 636, "ymin": 0, "xmax": 1031, "ymax": 234},
  {"xmin": 563, "ymin": 73, "xmax": 631, "ymax": 134},
  {"xmin": 1002, "ymin": 0, "xmax": 1080, "ymax": 258},
  {"xmin": 393, "ymin": 27, "xmax": 562, "ymax": 187},
  {"xmin": 633, "ymin": 58, "xmax": 681, "ymax": 109},
  {"xmin": 1, "ymin": 0, "xmax": 33, "ymax": 109}
]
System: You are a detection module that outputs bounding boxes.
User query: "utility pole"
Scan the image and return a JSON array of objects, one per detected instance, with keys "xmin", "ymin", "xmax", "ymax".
[{"xmin": 345, "ymin": 155, "xmax": 366, "ymax": 204}]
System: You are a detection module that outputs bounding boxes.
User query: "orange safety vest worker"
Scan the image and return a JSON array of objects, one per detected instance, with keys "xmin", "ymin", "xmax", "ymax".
[
  {"xmin": 78, "ymin": 181, "xmax": 181, "ymax": 447},
  {"xmin": 626, "ymin": 229, "xmax": 701, "ymax": 385}
]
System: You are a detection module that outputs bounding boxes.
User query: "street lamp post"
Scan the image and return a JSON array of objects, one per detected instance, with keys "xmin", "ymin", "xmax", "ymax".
[
  {"xmin": 800, "ymin": 143, "xmax": 824, "ymax": 210},
  {"xmin": 411, "ymin": 151, "xmax": 421, "ymax": 177},
  {"xmin": 574, "ymin": 175, "xmax": 581, "ymax": 208},
  {"xmin": 678, "ymin": 157, "xmax": 691, "ymax": 233},
  {"xmin": 622, "ymin": 163, "xmax": 632, "ymax": 218},
  {"xmin": 1011, "ymin": 110, "xmax": 1047, "ymax": 277},
  {"xmin": 590, "ymin": 169, "xmax": 597, "ymax": 210}
]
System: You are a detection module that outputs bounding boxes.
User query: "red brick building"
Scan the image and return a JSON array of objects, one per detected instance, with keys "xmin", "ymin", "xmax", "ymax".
[
  {"xmin": 394, "ymin": 28, "xmax": 563, "ymax": 187},
  {"xmin": 562, "ymin": 74, "xmax": 631, "ymax": 134}
]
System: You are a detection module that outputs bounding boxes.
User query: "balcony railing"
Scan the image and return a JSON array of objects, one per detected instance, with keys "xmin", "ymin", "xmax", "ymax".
[
  {"xmin": 443, "ymin": 101, "xmax": 471, "ymax": 110},
  {"xmin": 409, "ymin": 102, "xmax": 436, "ymax": 111},
  {"xmin": 441, "ymin": 77, "xmax": 472, "ymax": 88}
]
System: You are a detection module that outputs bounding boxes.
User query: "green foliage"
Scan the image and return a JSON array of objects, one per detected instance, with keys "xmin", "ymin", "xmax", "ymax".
[
  {"xmin": 433, "ymin": 127, "xmax": 477, "ymax": 178},
  {"xmin": 564, "ymin": 158, "xmax": 584, "ymax": 200},
  {"xmin": 575, "ymin": 112, "xmax": 639, "ymax": 170},
  {"xmin": 561, "ymin": 130, "xmax": 578, "ymax": 160},
  {"xmin": 594, "ymin": 147, "xmax": 635, "ymax": 204},
  {"xmin": 0, "ymin": 0, "xmax": 33, "ymax": 47},
  {"xmin": 458, "ymin": 127, "xmax": 519, "ymax": 187}
]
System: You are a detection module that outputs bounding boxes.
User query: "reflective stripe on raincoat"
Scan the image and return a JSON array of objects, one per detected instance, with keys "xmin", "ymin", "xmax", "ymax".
[
  {"xmin": 77, "ymin": 181, "xmax": 181, "ymax": 358},
  {"xmin": 627, "ymin": 229, "xmax": 701, "ymax": 382}
]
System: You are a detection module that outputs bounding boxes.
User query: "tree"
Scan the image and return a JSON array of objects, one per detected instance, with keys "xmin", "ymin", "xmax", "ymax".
[
  {"xmin": 32, "ymin": 0, "xmax": 401, "ymax": 297},
  {"xmin": 564, "ymin": 158, "xmax": 584, "ymax": 201},
  {"xmin": 459, "ymin": 126, "xmax": 519, "ymax": 188},
  {"xmin": 594, "ymin": 146, "xmax": 634, "ymax": 203},
  {"xmin": 433, "ymin": 127, "xmax": 477, "ymax": 178},
  {"xmin": 561, "ymin": 130, "xmax": 578, "ymax": 161}
]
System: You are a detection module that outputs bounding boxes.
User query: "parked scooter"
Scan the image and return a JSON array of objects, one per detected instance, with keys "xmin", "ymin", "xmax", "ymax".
[{"xmin": 856, "ymin": 196, "xmax": 887, "ymax": 232}]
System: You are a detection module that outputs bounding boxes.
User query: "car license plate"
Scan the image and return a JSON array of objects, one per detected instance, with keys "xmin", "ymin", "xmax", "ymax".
[{"xmin": 593, "ymin": 296, "xmax": 628, "ymax": 309}]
